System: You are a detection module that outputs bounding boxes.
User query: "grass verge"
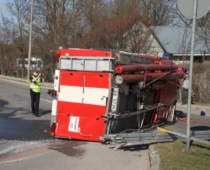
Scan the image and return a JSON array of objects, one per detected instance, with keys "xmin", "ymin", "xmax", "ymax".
[{"xmin": 155, "ymin": 140, "xmax": 210, "ymax": 170}]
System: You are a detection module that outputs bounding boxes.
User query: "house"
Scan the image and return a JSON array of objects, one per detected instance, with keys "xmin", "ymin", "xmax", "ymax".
[
  {"xmin": 150, "ymin": 26, "xmax": 210, "ymax": 64},
  {"xmin": 75, "ymin": 15, "xmax": 210, "ymax": 103},
  {"xmin": 76, "ymin": 14, "xmax": 164, "ymax": 57},
  {"xmin": 76, "ymin": 14, "xmax": 210, "ymax": 64}
]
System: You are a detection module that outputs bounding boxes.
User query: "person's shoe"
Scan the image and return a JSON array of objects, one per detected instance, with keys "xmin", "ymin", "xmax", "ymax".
[
  {"xmin": 35, "ymin": 113, "xmax": 41, "ymax": 117},
  {"xmin": 191, "ymin": 103, "xmax": 195, "ymax": 105}
]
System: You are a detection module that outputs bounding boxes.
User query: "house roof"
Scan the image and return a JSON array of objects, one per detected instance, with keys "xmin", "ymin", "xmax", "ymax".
[{"xmin": 151, "ymin": 26, "xmax": 210, "ymax": 55}]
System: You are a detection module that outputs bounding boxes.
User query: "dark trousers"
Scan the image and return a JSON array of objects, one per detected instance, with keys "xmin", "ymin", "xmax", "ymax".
[
  {"xmin": 182, "ymin": 89, "xmax": 188, "ymax": 104},
  {"xmin": 30, "ymin": 89, "xmax": 40, "ymax": 115},
  {"xmin": 182, "ymin": 88, "xmax": 194, "ymax": 104}
]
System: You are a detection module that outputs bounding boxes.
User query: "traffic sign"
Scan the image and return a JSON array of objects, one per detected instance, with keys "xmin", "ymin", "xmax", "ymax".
[
  {"xmin": 177, "ymin": 0, "xmax": 210, "ymax": 152},
  {"xmin": 177, "ymin": 0, "xmax": 210, "ymax": 19}
]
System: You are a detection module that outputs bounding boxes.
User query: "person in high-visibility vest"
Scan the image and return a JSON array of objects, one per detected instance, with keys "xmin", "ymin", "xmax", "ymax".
[{"xmin": 30, "ymin": 70, "xmax": 43, "ymax": 117}]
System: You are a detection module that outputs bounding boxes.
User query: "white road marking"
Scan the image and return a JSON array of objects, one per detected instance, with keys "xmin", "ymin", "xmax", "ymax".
[
  {"xmin": 40, "ymin": 98, "xmax": 52, "ymax": 103},
  {"xmin": 0, "ymin": 152, "xmax": 48, "ymax": 164},
  {"xmin": 0, "ymin": 139, "xmax": 63, "ymax": 164},
  {"xmin": 0, "ymin": 78, "xmax": 53, "ymax": 103},
  {"xmin": 0, "ymin": 78, "xmax": 53, "ymax": 89},
  {"xmin": 22, "ymin": 94, "xmax": 52, "ymax": 103}
]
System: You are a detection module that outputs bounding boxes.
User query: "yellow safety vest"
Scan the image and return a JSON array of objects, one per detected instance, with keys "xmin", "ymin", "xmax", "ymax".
[{"xmin": 30, "ymin": 76, "xmax": 41, "ymax": 93}]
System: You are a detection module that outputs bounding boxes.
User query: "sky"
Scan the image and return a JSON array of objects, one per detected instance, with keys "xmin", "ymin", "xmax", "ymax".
[
  {"xmin": 0, "ymin": 0, "xmax": 12, "ymax": 7},
  {"xmin": 0, "ymin": 0, "xmax": 13, "ymax": 18}
]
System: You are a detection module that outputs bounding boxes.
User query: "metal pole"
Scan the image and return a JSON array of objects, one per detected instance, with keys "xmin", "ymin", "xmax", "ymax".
[
  {"xmin": 186, "ymin": 0, "xmax": 198, "ymax": 152},
  {"xmin": 27, "ymin": 0, "xmax": 34, "ymax": 82}
]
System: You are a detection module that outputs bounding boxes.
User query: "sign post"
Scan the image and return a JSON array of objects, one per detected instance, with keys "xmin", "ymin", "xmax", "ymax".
[
  {"xmin": 177, "ymin": 0, "xmax": 210, "ymax": 152},
  {"xmin": 186, "ymin": 0, "xmax": 197, "ymax": 152}
]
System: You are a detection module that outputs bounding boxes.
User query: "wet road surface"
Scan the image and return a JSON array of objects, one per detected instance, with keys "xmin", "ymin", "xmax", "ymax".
[
  {"xmin": 2, "ymin": 78, "xmax": 209, "ymax": 170},
  {"xmin": 0, "ymin": 79, "xmax": 52, "ymax": 141},
  {"xmin": 0, "ymin": 79, "xmax": 150, "ymax": 170}
]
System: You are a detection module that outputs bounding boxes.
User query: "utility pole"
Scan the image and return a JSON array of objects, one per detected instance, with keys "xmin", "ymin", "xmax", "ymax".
[
  {"xmin": 0, "ymin": 3, "xmax": 9, "ymax": 75},
  {"xmin": 27, "ymin": 0, "xmax": 34, "ymax": 82}
]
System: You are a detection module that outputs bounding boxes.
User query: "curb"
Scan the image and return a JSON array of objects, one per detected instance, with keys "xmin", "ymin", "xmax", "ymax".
[
  {"xmin": 0, "ymin": 75, "xmax": 53, "ymax": 88},
  {"xmin": 148, "ymin": 145, "xmax": 160, "ymax": 170}
]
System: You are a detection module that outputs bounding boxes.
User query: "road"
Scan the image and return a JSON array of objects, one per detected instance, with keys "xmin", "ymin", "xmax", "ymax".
[
  {"xmin": 168, "ymin": 104, "xmax": 210, "ymax": 132},
  {"xmin": 0, "ymin": 79, "xmax": 150, "ymax": 170},
  {"xmin": 0, "ymin": 79, "xmax": 52, "ymax": 141}
]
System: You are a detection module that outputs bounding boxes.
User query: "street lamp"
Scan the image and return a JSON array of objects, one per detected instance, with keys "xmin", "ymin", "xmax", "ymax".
[{"xmin": 27, "ymin": 0, "xmax": 34, "ymax": 82}]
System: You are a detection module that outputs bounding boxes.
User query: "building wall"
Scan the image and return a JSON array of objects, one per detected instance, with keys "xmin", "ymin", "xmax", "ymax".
[
  {"xmin": 147, "ymin": 33, "xmax": 164, "ymax": 56},
  {"xmin": 171, "ymin": 54, "xmax": 210, "ymax": 65},
  {"xmin": 124, "ymin": 22, "xmax": 164, "ymax": 56}
]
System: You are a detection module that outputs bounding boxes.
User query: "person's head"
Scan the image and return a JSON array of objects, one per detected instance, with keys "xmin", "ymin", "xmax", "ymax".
[
  {"xmin": 33, "ymin": 70, "xmax": 38, "ymax": 76},
  {"xmin": 185, "ymin": 73, "xmax": 189, "ymax": 78}
]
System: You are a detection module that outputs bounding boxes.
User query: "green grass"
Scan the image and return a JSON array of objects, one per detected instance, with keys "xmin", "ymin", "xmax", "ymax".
[{"xmin": 155, "ymin": 140, "xmax": 210, "ymax": 170}]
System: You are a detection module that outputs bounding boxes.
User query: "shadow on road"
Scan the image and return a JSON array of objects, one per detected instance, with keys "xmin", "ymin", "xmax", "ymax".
[
  {"xmin": 108, "ymin": 144, "xmax": 150, "ymax": 152},
  {"xmin": 0, "ymin": 99, "xmax": 52, "ymax": 141},
  {"xmin": 0, "ymin": 98, "xmax": 88, "ymax": 158},
  {"xmin": 191, "ymin": 126, "xmax": 210, "ymax": 131},
  {"xmin": 175, "ymin": 110, "xmax": 187, "ymax": 118},
  {"xmin": 121, "ymin": 144, "xmax": 149, "ymax": 152},
  {"xmin": 0, "ymin": 99, "xmax": 9, "ymax": 107},
  {"xmin": 39, "ymin": 108, "xmax": 51, "ymax": 116}
]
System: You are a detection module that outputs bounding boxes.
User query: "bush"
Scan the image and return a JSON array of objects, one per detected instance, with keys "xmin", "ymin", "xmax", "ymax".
[{"xmin": 180, "ymin": 62, "xmax": 210, "ymax": 103}]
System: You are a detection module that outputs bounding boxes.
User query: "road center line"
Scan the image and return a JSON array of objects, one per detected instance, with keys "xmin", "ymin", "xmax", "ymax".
[{"xmin": 22, "ymin": 94, "xmax": 52, "ymax": 103}]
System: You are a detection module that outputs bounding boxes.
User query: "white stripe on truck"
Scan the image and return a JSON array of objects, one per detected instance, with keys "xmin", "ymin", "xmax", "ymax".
[{"xmin": 58, "ymin": 85, "xmax": 109, "ymax": 106}]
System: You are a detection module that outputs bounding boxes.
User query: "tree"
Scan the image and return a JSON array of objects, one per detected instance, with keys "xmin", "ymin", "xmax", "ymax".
[
  {"xmin": 140, "ymin": 0, "xmax": 177, "ymax": 26},
  {"xmin": 32, "ymin": 0, "xmax": 87, "ymax": 80},
  {"xmin": 110, "ymin": 0, "xmax": 140, "ymax": 17},
  {"xmin": 79, "ymin": 0, "xmax": 108, "ymax": 29},
  {"xmin": 196, "ymin": 12, "xmax": 210, "ymax": 53},
  {"xmin": 0, "ymin": 0, "xmax": 30, "ymax": 77},
  {"xmin": 0, "ymin": 0, "xmax": 196, "ymax": 81}
]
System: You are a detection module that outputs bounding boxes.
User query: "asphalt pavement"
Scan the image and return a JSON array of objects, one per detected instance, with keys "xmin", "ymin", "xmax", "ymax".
[
  {"xmin": 0, "ymin": 76, "xmax": 150, "ymax": 170},
  {"xmin": 169, "ymin": 102, "xmax": 210, "ymax": 132},
  {"xmin": 0, "ymin": 75, "xmax": 210, "ymax": 170}
]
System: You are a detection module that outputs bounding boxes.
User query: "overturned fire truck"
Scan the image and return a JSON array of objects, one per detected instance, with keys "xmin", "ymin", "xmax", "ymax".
[{"xmin": 48, "ymin": 48, "xmax": 185, "ymax": 143}]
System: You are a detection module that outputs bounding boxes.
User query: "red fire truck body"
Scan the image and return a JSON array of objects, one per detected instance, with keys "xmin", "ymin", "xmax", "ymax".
[{"xmin": 49, "ymin": 48, "xmax": 184, "ymax": 142}]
